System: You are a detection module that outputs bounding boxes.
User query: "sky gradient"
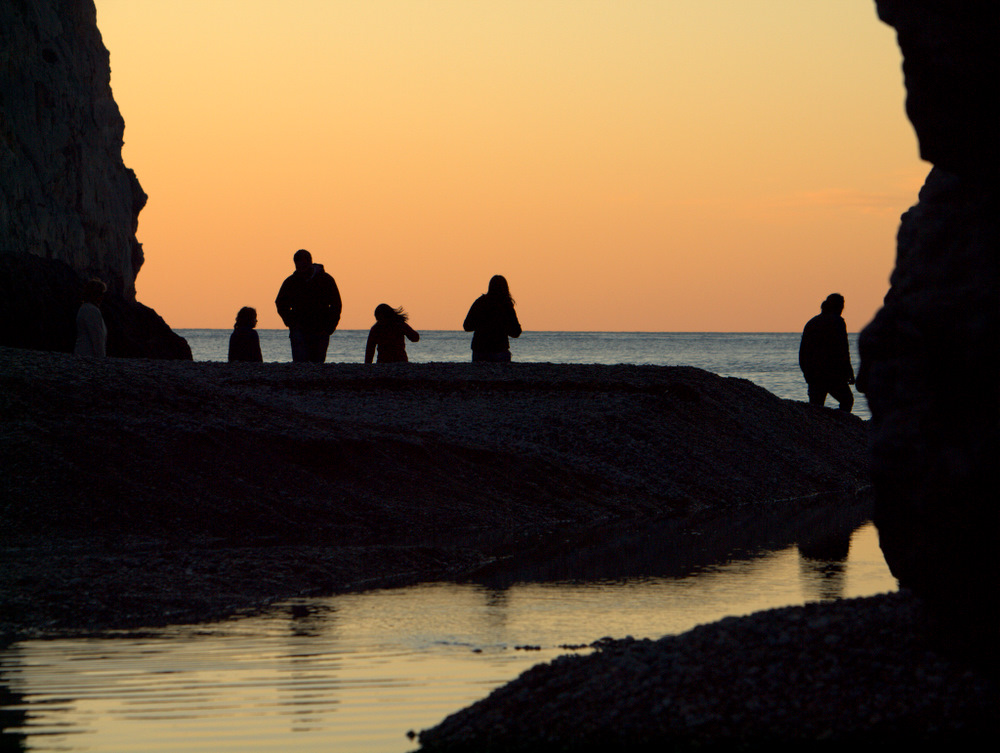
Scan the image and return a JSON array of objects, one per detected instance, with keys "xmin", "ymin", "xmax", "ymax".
[{"xmin": 94, "ymin": 0, "xmax": 924, "ymax": 332}]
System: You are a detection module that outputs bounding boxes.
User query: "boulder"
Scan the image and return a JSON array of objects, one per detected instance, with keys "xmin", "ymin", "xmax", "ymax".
[{"xmin": 858, "ymin": 0, "xmax": 998, "ymax": 665}]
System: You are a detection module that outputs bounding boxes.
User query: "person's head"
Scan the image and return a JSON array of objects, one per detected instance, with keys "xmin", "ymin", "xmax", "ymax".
[
  {"xmin": 487, "ymin": 275, "xmax": 515, "ymax": 306},
  {"xmin": 374, "ymin": 303, "xmax": 407, "ymax": 323},
  {"xmin": 821, "ymin": 293, "xmax": 845, "ymax": 315},
  {"xmin": 235, "ymin": 306, "xmax": 257, "ymax": 329},
  {"xmin": 293, "ymin": 249, "xmax": 313, "ymax": 274},
  {"xmin": 82, "ymin": 278, "xmax": 106, "ymax": 305}
]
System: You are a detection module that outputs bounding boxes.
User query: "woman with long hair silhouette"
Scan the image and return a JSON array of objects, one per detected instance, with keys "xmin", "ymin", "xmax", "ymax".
[{"xmin": 463, "ymin": 275, "xmax": 521, "ymax": 362}]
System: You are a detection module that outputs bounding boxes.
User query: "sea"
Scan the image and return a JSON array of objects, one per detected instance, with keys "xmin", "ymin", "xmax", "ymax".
[{"xmin": 179, "ymin": 329, "xmax": 870, "ymax": 420}]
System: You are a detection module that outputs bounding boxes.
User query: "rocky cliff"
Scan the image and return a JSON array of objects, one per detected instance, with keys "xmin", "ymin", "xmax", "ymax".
[
  {"xmin": 0, "ymin": 0, "xmax": 189, "ymax": 358},
  {"xmin": 858, "ymin": 0, "xmax": 998, "ymax": 665}
]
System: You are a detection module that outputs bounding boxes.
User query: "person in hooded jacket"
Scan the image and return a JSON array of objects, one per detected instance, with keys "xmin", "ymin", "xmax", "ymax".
[
  {"xmin": 799, "ymin": 293, "xmax": 855, "ymax": 411},
  {"xmin": 275, "ymin": 249, "xmax": 342, "ymax": 363},
  {"xmin": 463, "ymin": 275, "xmax": 521, "ymax": 362}
]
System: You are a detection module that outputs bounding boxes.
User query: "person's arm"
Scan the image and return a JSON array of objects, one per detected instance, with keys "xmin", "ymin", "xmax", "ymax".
[
  {"xmin": 798, "ymin": 321, "xmax": 815, "ymax": 376},
  {"xmin": 275, "ymin": 281, "xmax": 293, "ymax": 327},
  {"xmin": 463, "ymin": 298, "xmax": 481, "ymax": 332},
  {"xmin": 839, "ymin": 321, "xmax": 855, "ymax": 383},
  {"xmin": 405, "ymin": 324, "xmax": 420, "ymax": 342},
  {"xmin": 507, "ymin": 307, "xmax": 522, "ymax": 339},
  {"xmin": 251, "ymin": 330, "xmax": 263, "ymax": 362},
  {"xmin": 327, "ymin": 278, "xmax": 342, "ymax": 334},
  {"xmin": 365, "ymin": 328, "xmax": 377, "ymax": 364}
]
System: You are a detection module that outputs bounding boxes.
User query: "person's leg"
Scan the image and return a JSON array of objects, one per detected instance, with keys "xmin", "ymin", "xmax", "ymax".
[
  {"xmin": 828, "ymin": 381, "xmax": 855, "ymax": 412},
  {"xmin": 806, "ymin": 381, "xmax": 828, "ymax": 407},
  {"xmin": 472, "ymin": 351, "xmax": 511, "ymax": 363},
  {"xmin": 306, "ymin": 333, "xmax": 330, "ymax": 363},
  {"xmin": 289, "ymin": 330, "xmax": 309, "ymax": 362}
]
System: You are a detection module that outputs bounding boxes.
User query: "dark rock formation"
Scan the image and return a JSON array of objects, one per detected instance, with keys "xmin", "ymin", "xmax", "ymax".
[
  {"xmin": 417, "ymin": 594, "xmax": 997, "ymax": 752},
  {"xmin": 0, "ymin": 351, "xmax": 871, "ymax": 633},
  {"xmin": 874, "ymin": 0, "xmax": 999, "ymax": 183},
  {"xmin": 858, "ymin": 0, "xmax": 998, "ymax": 665},
  {"xmin": 0, "ymin": 0, "xmax": 190, "ymax": 358},
  {"xmin": 0, "ymin": 252, "xmax": 191, "ymax": 358}
]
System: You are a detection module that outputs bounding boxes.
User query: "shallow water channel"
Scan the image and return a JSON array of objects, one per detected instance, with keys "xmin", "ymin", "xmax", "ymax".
[{"xmin": 1, "ymin": 514, "xmax": 897, "ymax": 752}]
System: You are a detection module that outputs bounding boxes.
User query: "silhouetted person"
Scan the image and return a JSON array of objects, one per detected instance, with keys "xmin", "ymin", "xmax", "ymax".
[
  {"xmin": 463, "ymin": 275, "xmax": 521, "ymax": 362},
  {"xmin": 275, "ymin": 249, "xmax": 342, "ymax": 363},
  {"xmin": 228, "ymin": 306, "xmax": 263, "ymax": 362},
  {"xmin": 365, "ymin": 303, "xmax": 419, "ymax": 364},
  {"xmin": 799, "ymin": 293, "xmax": 855, "ymax": 411},
  {"xmin": 74, "ymin": 278, "xmax": 107, "ymax": 357}
]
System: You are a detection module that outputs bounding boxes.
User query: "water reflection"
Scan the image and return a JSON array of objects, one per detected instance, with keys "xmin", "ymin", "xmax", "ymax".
[
  {"xmin": 280, "ymin": 603, "xmax": 341, "ymax": 735},
  {"xmin": 0, "ymin": 676, "xmax": 27, "ymax": 753},
  {"xmin": 1, "ymin": 504, "xmax": 896, "ymax": 753},
  {"xmin": 465, "ymin": 490, "xmax": 872, "ymax": 588}
]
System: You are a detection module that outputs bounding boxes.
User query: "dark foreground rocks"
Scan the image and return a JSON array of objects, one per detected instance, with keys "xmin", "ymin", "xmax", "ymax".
[
  {"xmin": 3, "ymin": 348, "xmax": 994, "ymax": 745},
  {"xmin": 416, "ymin": 592, "xmax": 997, "ymax": 752},
  {"xmin": 1, "ymin": 346, "xmax": 868, "ymax": 636},
  {"xmin": 857, "ymin": 0, "xmax": 999, "ymax": 663}
]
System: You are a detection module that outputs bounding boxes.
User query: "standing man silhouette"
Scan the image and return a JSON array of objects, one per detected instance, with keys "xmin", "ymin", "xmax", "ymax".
[
  {"xmin": 799, "ymin": 293, "xmax": 855, "ymax": 411},
  {"xmin": 275, "ymin": 249, "xmax": 342, "ymax": 363}
]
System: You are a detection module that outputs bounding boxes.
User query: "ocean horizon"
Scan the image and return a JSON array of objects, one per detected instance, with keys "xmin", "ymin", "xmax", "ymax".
[{"xmin": 177, "ymin": 329, "xmax": 870, "ymax": 420}]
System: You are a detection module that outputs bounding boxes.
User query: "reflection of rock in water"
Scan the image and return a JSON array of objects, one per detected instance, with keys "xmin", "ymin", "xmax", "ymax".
[
  {"xmin": 469, "ymin": 491, "xmax": 872, "ymax": 590},
  {"xmin": 798, "ymin": 531, "xmax": 851, "ymax": 562},
  {"xmin": 795, "ymin": 505, "xmax": 856, "ymax": 601},
  {"xmin": 797, "ymin": 550, "xmax": 847, "ymax": 602},
  {"xmin": 1, "ymin": 659, "xmax": 29, "ymax": 753}
]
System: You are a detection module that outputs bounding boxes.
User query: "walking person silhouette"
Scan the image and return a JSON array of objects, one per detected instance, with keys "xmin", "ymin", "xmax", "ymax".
[
  {"xmin": 799, "ymin": 293, "xmax": 855, "ymax": 411},
  {"xmin": 275, "ymin": 249, "xmax": 342, "ymax": 363}
]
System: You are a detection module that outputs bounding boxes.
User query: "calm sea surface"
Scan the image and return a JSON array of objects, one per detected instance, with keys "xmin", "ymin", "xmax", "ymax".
[
  {"xmin": 1, "ymin": 331, "xmax": 880, "ymax": 752},
  {"xmin": 180, "ymin": 329, "xmax": 869, "ymax": 420}
]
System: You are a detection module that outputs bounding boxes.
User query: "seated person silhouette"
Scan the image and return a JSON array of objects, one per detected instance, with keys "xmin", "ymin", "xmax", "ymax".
[{"xmin": 228, "ymin": 306, "xmax": 263, "ymax": 362}]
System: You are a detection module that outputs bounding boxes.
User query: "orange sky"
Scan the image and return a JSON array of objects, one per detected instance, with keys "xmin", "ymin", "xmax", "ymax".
[{"xmin": 93, "ymin": 0, "xmax": 924, "ymax": 332}]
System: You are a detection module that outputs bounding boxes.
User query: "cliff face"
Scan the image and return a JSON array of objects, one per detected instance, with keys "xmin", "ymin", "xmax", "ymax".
[
  {"xmin": 0, "ymin": 0, "xmax": 189, "ymax": 358},
  {"xmin": 859, "ymin": 0, "xmax": 998, "ymax": 664}
]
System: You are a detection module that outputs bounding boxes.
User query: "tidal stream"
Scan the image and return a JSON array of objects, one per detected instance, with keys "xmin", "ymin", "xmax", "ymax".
[{"xmin": 1, "ymin": 512, "xmax": 895, "ymax": 753}]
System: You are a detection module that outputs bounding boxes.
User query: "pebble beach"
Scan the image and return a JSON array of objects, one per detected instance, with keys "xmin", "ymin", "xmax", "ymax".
[{"xmin": 1, "ymin": 346, "xmax": 994, "ymax": 746}]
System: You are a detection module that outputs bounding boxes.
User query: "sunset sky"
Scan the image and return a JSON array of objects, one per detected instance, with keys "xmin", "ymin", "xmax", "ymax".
[{"xmin": 93, "ymin": 0, "xmax": 924, "ymax": 332}]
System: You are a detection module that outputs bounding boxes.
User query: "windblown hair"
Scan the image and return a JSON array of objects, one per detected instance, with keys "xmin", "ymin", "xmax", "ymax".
[{"xmin": 374, "ymin": 303, "xmax": 408, "ymax": 323}]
